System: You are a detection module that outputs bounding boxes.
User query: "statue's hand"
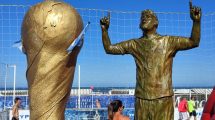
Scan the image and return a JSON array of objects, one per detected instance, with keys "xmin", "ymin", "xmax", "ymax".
[
  {"xmin": 189, "ymin": 0, "xmax": 201, "ymax": 22},
  {"xmin": 100, "ymin": 12, "xmax": 110, "ymax": 30}
]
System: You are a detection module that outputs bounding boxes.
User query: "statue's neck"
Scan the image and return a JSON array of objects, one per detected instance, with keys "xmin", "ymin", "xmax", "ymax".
[{"xmin": 143, "ymin": 27, "xmax": 157, "ymax": 39}]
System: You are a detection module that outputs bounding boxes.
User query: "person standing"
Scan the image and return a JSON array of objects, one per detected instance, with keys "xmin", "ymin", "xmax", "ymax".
[
  {"xmin": 96, "ymin": 99, "xmax": 101, "ymax": 108},
  {"xmin": 188, "ymin": 96, "xmax": 197, "ymax": 120},
  {"xmin": 12, "ymin": 97, "xmax": 21, "ymax": 120},
  {"xmin": 178, "ymin": 97, "xmax": 189, "ymax": 120},
  {"xmin": 100, "ymin": 1, "xmax": 201, "ymax": 119}
]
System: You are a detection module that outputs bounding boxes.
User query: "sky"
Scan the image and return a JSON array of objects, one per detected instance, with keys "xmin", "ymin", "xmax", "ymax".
[
  {"xmin": 0, "ymin": 0, "xmax": 215, "ymax": 88},
  {"xmin": 0, "ymin": 0, "xmax": 214, "ymax": 13}
]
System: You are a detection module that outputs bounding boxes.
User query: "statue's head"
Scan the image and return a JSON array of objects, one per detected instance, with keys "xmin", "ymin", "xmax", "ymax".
[{"xmin": 139, "ymin": 9, "xmax": 158, "ymax": 31}]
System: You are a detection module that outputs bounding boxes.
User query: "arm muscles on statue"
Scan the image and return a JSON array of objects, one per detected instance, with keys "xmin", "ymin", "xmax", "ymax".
[{"xmin": 102, "ymin": 29, "xmax": 133, "ymax": 55}]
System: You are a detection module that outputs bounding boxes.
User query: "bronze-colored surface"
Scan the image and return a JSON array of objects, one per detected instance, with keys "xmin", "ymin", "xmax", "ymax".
[
  {"xmin": 135, "ymin": 97, "xmax": 174, "ymax": 120},
  {"xmin": 22, "ymin": 0, "xmax": 83, "ymax": 119},
  {"xmin": 100, "ymin": 1, "xmax": 201, "ymax": 120}
]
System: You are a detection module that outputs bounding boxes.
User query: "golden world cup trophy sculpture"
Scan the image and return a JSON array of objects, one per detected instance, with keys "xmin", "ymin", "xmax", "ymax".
[{"xmin": 19, "ymin": 0, "xmax": 89, "ymax": 119}]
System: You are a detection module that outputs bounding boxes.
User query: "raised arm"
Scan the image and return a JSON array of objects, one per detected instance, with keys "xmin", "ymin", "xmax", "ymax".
[
  {"xmin": 170, "ymin": 1, "xmax": 201, "ymax": 51},
  {"xmin": 100, "ymin": 12, "xmax": 132, "ymax": 55},
  {"xmin": 100, "ymin": 12, "xmax": 112, "ymax": 53},
  {"xmin": 189, "ymin": 0, "xmax": 201, "ymax": 47}
]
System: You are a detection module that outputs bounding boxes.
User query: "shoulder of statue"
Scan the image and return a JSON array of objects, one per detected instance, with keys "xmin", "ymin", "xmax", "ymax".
[
  {"xmin": 125, "ymin": 38, "xmax": 139, "ymax": 43},
  {"xmin": 162, "ymin": 35, "xmax": 171, "ymax": 39},
  {"xmin": 155, "ymin": 34, "xmax": 164, "ymax": 39}
]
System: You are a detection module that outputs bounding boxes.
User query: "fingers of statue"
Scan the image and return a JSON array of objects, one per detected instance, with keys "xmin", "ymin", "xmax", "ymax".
[
  {"xmin": 190, "ymin": 4, "xmax": 201, "ymax": 21},
  {"xmin": 100, "ymin": 16, "xmax": 110, "ymax": 30},
  {"xmin": 189, "ymin": 0, "xmax": 192, "ymax": 10},
  {"xmin": 100, "ymin": 11, "xmax": 111, "ymax": 30},
  {"xmin": 195, "ymin": 7, "xmax": 201, "ymax": 18},
  {"xmin": 107, "ymin": 11, "xmax": 111, "ymax": 19},
  {"xmin": 100, "ymin": 17, "xmax": 108, "ymax": 25}
]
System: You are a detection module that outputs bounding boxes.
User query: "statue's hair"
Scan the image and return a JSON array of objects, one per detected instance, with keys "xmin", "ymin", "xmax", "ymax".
[{"xmin": 141, "ymin": 9, "xmax": 157, "ymax": 19}]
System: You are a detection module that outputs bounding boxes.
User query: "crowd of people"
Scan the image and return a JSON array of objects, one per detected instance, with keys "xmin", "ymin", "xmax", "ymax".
[
  {"xmin": 178, "ymin": 96, "xmax": 197, "ymax": 120},
  {"xmin": 178, "ymin": 87, "xmax": 215, "ymax": 120}
]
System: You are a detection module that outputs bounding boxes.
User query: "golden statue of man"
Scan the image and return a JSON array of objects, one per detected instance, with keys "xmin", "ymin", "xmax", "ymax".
[
  {"xmin": 100, "ymin": 1, "xmax": 201, "ymax": 120},
  {"xmin": 21, "ymin": 0, "xmax": 83, "ymax": 119}
]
